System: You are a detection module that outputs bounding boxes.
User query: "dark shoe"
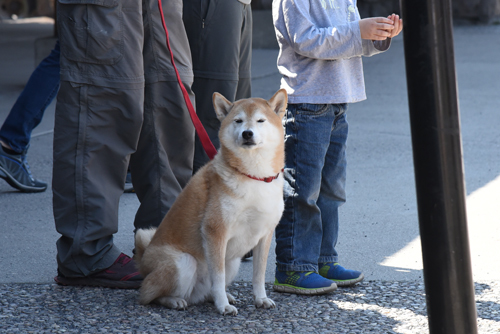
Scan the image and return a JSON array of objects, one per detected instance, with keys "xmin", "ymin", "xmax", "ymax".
[
  {"xmin": 242, "ymin": 250, "xmax": 253, "ymax": 260},
  {"xmin": 0, "ymin": 145, "xmax": 47, "ymax": 192},
  {"xmin": 123, "ymin": 170, "xmax": 134, "ymax": 193},
  {"xmin": 54, "ymin": 253, "xmax": 143, "ymax": 289}
]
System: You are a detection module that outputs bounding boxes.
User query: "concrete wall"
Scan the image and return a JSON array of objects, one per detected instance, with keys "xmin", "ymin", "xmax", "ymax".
[
  {"xmin": 1, "ymin": 0, "xmax": 53, "ymax": 17},
  {"xmin": 453, "ymin": 0, "xmax": 500, "ymax": 23},
  {"xmin": 251, "ymin": 0, "xmax": 500, "ymax": 24},
  {"xmin": 3, "ymin": 0, "xmax": 498, "ymax": 23},
  {"xmin": 357, "ymin": 0, "xmax": 500, "ymax": 24},
  {"xmin": 252, "ymin": 10, "xmax": 278, "ymax": 49}
]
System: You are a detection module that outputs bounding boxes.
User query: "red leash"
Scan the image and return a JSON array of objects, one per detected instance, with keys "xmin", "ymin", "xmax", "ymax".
[{"xmin": 157, "ymin": 0, "xmax": 217, "ymax": 160}]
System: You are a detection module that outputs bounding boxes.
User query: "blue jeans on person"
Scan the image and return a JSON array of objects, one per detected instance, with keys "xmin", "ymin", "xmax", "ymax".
[
  {"xmin": 275, "ymin": 103, "xmax": 348, "ymax": 273},
  {"xmin": 0, "ymin": 40, "xmax": 60, "ymax": 153}
]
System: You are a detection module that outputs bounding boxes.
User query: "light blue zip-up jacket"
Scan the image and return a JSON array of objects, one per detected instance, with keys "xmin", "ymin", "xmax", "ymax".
[{"xmin": 272, "ymin": 0, "xmax": 391, "ymax": 104}]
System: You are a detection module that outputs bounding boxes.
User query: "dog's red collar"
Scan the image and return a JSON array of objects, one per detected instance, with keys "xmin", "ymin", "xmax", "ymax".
[{"xmin": 235, "ymin": 168, "xmax": 283, "ymax": 183}]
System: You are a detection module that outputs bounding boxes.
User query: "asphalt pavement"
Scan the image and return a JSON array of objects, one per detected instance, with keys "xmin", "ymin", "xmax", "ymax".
[{"xmin": 0, "ymin": 16, "xmax": 499, "ymax": 333}]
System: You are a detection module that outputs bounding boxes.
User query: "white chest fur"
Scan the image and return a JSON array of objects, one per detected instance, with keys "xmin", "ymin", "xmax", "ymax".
[{"xmin": 220, "ymin": 176, "xmax": 284, "ymax": 259}]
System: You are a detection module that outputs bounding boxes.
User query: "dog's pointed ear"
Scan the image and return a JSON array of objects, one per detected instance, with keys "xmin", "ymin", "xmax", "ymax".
[
  {"xmin": 213, "ymin": 92, "xmax": 233, "ymax": 121},
  {"xmin": 268, "ymin": 89, "xmax": 288, "ymax": 119}
]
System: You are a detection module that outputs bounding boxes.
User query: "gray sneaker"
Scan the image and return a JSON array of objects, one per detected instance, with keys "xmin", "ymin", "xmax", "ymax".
[{"xmin": 0, "ymin": 145, "xmax": 47, "ymax": 192}]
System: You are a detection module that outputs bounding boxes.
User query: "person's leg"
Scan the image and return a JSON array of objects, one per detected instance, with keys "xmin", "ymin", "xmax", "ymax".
[
  {"xmin": 316, "ymin": 106, "xmax": 364, "ymax": 286},
  {"xmin": 0, "ymin": 41, "xmax": 60, "ymax": 152},
  {"xmin": 183, "ymin": 0, "xmax": 249, "ymax": 172},
  {"xmin": 54, "ymin": 83, "xmax": 144, "ymax": 276},
  {"xmin": 0, "ymin": 144, "xmax": 48, "ymax": 192},
  {"xmin": 273, "ymin": 103, "xmax": 338, "ymax": 295},
  {"xmin": 131, "ymin": 81, "xmax": 195, "ymax": 230},
  {"xmin": 235, "ymin": 3, "xmax": 252, "ymax": 101},
  {"xmin": 190, "ymin": 77, "xmax": 237, "ymax": 170},
  {"xmin": 317, "ymin": 106, "xmax": 348, "ymax": 264},
  {"xmin": 53, "ymin": 0, "xmax": 144, "ymax": 287},
  {"xmin": 130, "ymin": 0, "xmax": 195, "ymax": 230},
  {"xmin": 0, "ymin": 41, "xmax": 60, "ymax": 192}
]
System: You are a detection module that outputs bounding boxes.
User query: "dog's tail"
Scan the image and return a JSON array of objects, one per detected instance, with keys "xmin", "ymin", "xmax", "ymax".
[{"xmin": 134, "ymin": 228, "xmax": 157, "ymax": 264}]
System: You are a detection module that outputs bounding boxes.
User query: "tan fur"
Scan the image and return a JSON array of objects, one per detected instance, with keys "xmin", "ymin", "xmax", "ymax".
[{"xmin": 135, "ymin": 89, "xmax": 288, "ymax": 315}]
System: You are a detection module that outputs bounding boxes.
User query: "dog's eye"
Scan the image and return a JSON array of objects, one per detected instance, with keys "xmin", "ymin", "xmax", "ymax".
[
  {"xmin": 234, "ymin": 119, "xmax": 243, "ymax": 124},
  {"xmin": 257, "ymin": 119, "xmax": 266, "ymax": 123}
]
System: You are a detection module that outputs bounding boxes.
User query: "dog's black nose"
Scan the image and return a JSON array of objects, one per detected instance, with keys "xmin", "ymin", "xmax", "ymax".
[{"xmin": 242, "ymin": 130, "xmax": 253, "ymax": 140}]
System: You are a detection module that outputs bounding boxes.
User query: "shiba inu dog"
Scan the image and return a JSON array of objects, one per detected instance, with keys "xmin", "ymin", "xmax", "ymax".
[{"xmin": 134, "ymin": 89, "xmax": 287, "ymax": 315}]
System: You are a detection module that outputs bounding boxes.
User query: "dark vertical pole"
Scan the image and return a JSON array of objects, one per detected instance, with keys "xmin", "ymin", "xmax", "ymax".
[{"xmin": 400, "ymin": 0, "xmax": 478, "ymax": 333}]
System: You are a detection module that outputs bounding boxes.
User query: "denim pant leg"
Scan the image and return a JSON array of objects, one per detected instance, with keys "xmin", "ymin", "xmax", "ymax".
[
  {"xmin": 318, "ymin": 107, "xmax": 348, "ymax": 264},
  {"xmin": 276, "ymin": 103, "xmax": 346, "ymax": 272},
  {"xmin": 0, "ymin": 41, "xmax": 60, "ymax": 153}
]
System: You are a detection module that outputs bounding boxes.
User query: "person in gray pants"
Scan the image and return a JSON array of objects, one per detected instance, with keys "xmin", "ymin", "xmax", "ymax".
[
  {"xmin": 182, "ymin": 0, "xmax": 253, "ymax": 172},
  {"xmin": 53, "ymin": 0, "xmax": 195, "ymax": 289}
]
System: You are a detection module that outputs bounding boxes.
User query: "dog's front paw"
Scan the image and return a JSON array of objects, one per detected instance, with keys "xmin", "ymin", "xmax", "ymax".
[
  {"xmin": 255, "ymin": 297, "xmax": 276, "ymax": 309},
  {"xmin": 226, "ymin": 292, "xmax": 236, "ymax": 304},
  {"xmin": 218, "ymin": 304, "xmax": 238, "ymax": 316}
]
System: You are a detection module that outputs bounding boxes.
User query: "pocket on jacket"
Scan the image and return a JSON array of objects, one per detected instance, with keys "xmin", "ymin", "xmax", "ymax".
[{"xmin": 58, "ymin": 0, "xmax": 123, "ymax": 65}]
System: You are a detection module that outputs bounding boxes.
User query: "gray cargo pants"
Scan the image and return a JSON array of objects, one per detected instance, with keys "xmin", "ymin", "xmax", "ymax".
[
  {"xmin": 183, "ymin": 0, "xmax": 252, "ymax": 172},
  {"xmin": 54, "ymin": 0, "xmax": 195, "ymax": 277}
]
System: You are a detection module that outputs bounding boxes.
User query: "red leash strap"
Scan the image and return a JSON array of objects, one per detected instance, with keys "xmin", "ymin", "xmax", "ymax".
[{"xmin": 157, "ymin": 0, "xmax": 218, "ymax": 160}]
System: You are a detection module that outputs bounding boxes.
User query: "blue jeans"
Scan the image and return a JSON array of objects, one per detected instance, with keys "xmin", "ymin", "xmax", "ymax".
[
  {"xmin": 0, "ymin": 41, "xmax": 60, "ymax": 153},
  {"xmin": 275, "ymin": 103, "xmax": 348, "ymax": 272}
]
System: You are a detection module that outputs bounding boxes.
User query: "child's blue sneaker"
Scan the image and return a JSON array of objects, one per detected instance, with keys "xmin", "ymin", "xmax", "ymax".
[
  {"xmin": 273, "ymin": 270, "xmax": 337, "ymax": 295},
  {"xmin": 319, "ymin": 263, "xmax": 364, "ymax": 286}
]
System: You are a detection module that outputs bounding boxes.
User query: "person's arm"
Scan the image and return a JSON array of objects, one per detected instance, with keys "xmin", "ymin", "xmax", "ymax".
[
  {"xmin": 281, "ymin": 0, "xmax": 367, "ymax": 60},
  {"xmin": 387, "ymin": 14, "xmax": 403, "ymax": 38},
  {"xmin": 360, "ymin": 13, "xmax": 403, "ymax": 55},
  {"xmin": 359, "ymin": 17, "xmax": 394, "ymax": 40}
]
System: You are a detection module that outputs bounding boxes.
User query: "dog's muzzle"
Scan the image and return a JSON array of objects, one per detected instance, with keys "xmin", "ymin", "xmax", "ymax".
[{"xmin": 242, "ymin": 130, "xmax": 256, "ymax": 146}]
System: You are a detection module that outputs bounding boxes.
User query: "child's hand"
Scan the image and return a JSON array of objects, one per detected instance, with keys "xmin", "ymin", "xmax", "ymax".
[
  {"xmin": 387, "ymin": 14, "xmax": 403, "ymax": 38},
  {"xmin": 359, "ymin": 17, "xmax": 395, "ymax": 40}
]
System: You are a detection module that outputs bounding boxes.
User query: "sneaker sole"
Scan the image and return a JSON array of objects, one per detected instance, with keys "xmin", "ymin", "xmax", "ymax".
[
  {"xmin": 329, "ymin": 273, "xmax": 365, "ymax": 287},
  {"xmin": 272, "ymin": 282, "xmax": 337, "ymax": 295},
  {"xmin": 54, "ymin": 275, "xmax": 141, "ymax": 289},
  {"xmin": 0, "ymin": 167, "xmax": 47, "ymax": 192}
]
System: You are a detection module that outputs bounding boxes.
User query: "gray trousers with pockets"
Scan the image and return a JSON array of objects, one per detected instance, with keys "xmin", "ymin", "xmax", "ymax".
[
  {"xmin": 54, "ymin": 0, "xmax": 195, "ymax": 277},
  {"xmin": 183, "ymin": 0, "xmax": 252, "ymax": 172}
]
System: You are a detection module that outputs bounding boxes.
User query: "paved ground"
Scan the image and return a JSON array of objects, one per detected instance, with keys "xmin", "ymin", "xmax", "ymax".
[{"xmin": 0, "ymin": 16, "xmax": 499, "ymax": 333}]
